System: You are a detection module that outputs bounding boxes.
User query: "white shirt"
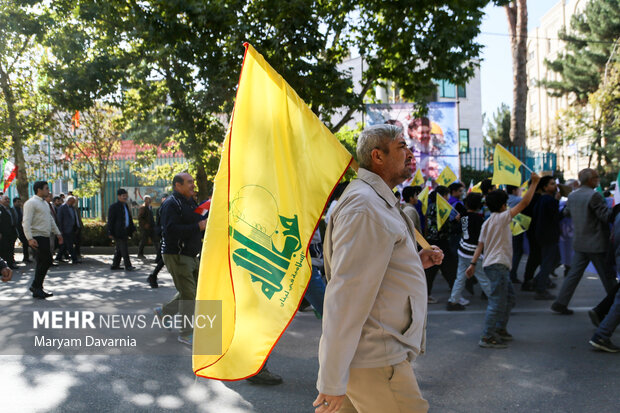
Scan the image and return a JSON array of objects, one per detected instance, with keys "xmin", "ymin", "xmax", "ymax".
[{"xmin": 22, "ymin": 195, "xmax": 60, "ymax": 240}]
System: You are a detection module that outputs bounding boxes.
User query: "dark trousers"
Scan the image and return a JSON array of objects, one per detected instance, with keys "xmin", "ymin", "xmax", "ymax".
[
  {"xmin": 524, "ymin": 232, "xmax": 541, "ymax": 284},
  {"xmin": 0, "ymin": 235, "xmax": 17, "ymax": 266},
  {"xmin": 138, "ymin": 228, "xmax": 155, "ymax": 256},
  {"xmin": 510, "ymin": 233, "xmax": 524, "ymax": 281},
  {"xmin": 58, "ymin": 232, "xmax": 77, "ymax": 262},
  {"xmin": 32, "ymin": 236, "xmax": 52, "ymax": 289},
  {"xmin": 150, "ymin": 239, "xmax": 165, "ymax": 279},
  {"xmin": 112, "ymin": 237, "xmax": 132, "ymax": 268},
  {"xmin": 535, "ymin": 243, "xmax": 560, "ymax": 293},
  {"xmin": 74, "ymin": 228, "xmax": 82, "ymax": 258},
  {"xmin": 18, "ymin": 231, "xmax": 30, "ymax": 261},
  {"xmin": 556, "ymin": 251, "xmax": 618, "ymax": 306},
  {"xmin": 593, "ymin": 283, "xmax": 620, "ymax": 319},
  {"xmin": 425, "ymin": 239, "xmax": 457, "ymax": 295}
]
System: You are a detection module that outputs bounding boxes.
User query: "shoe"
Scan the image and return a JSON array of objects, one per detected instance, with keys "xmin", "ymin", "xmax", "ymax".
[
  {"xmin": 534, "ymin": 291, "xmax": 556, "ymax": 300},
  {"xmin": 511, "ymin": 278, "xmax": 522, "ymax": 284},
  {"xmin": 479, "ymin": 336, "xmax": 507, "ymax": 349},
  {"xmin": 29, "ymin": 286, "xmax": 53, "ymax": 297},
  {"xmin": 147, "ymin": 275, "xmax": 158, "ymax": 288},
  {"xmin": 521, "ymin": 281, "xmax": 535, "ymax": 292},
  {"xmin": 446, "ymin": 302, "xmax": 465, "ymax": 311},
  {"xmin": 458, "ymin": 297, "xmax": 470, "ymax": 306},
  {"xmin": 588, "ymin": 310, "xmax": 602, "ymax": 327},
  {"xmin": 55, "ymin": 258, "xmax": 68, "ymax": 263},
  {"xmin": 427, "ymin": 296, "xmax": 438, "ymax": 304},
  {"xmin": 137, "ymin": 255, "xmax": 146, "ymax": 259},
  {"xmin": 110, "ymin": 266, "xmax": 122, "ymax": 270},
  {"xmin": 50, "ymin": 262, "xmax": 59, "ymax": 267},
  {"xmin": 496, "ymin": 329, "xmax": 513, "ymax": 342},
  {"xmin": 589, "ymin": 336, "xmax": 620, "ymax": 353},
  {"xmin": 153, "ymin": 307, "xmax": 172, "ymax": 330},
  {"xmin": 246, "ymin": 367, "xmax": 283, "ymax": 385},
  {"xmin": 551, "ymin": 302, "xmax": 574, "ymax": 315},
  {"xmin": 299, "ymin": 298, "xmax": 312, "ymax": 312},
  {"xmin": 125, "ymin": 266, "xmax": 137, "ymax": 271},
  {"xmin": 178, "ymin": 334, "xmax": 193, "ymax": 346}
]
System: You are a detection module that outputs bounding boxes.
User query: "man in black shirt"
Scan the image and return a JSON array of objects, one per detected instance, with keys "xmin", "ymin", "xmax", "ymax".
[
  {"xmin": 533, "ymin": 176, "xmax": 561, "ymax": 300},
  {"xmin": 107, "ymin": 188, "xmax": 136, "ymax": 271}
]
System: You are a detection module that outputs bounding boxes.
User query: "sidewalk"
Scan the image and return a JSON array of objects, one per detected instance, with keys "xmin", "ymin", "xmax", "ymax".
[{"xmin": 0, "ymin": 253, "xmax": 618, "ymax": 412}]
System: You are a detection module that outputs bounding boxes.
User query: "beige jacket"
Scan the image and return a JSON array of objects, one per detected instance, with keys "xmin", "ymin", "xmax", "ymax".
[{"xmin": 317, "ymin": 168, "xmax": 428, "ymax": 395}]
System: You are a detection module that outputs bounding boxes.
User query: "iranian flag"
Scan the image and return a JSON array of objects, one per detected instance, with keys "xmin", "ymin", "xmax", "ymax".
[{"xmin": 2, "ymin": 160, "xmax": 17, "ymax": 192}]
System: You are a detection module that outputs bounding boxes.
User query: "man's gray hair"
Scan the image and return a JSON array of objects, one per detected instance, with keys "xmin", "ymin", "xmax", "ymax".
[
  {"xmin": 356, "ymin": 124, "xmax": 404, "ymax": 169},
  {"xmin": 578, "ymin": 168, "xmax": 596, "ymax": 185}
]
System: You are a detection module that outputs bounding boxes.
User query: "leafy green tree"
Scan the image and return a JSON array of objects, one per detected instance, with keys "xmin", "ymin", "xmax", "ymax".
[
  {"xmin": 0, "ymin": 0, "xmax": 53, "ymax": 200},
  {"xmin": 484, "ymin": 103, "xmax": 512, "ymax": 149}
]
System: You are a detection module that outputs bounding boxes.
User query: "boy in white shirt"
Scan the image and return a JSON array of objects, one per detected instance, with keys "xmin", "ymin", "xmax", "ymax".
[{"xmin": 467, "ymin": 173, "xmax": 540, "ymax": 348}]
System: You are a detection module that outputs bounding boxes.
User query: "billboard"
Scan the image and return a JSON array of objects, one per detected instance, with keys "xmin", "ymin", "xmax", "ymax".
[{"xmin": 366, "ymin": 102, "xmax": 460, "ymax": 187}]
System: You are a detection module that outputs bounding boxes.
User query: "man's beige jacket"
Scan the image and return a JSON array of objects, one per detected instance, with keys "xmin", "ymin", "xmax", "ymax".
[{"xmin": 317, "ymin": 168, "xmax": 428, "ymax": 395}]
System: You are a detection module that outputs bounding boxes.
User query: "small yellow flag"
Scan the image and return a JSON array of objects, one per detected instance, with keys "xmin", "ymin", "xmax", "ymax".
[
  {"xmin": 510, "ymin": 220, "xmax": 525, "ymax": 236},
  {"xmin": 492, "ymin": 144, "xmax": 523, "ymax": 186},
  {"xmin": 418, "ymin": 186, "xmax": 430, "ymax": 215},
  {"xmin": 520, "ymin": 180, "xmax": 529, "ymax": 192},
  {"xmin": 512, "ymin": 213, "xmax": 532, "ymax": 231},
  {"xmin": 470, "ymin": 181, "xmax": 482, "ymax": 193},
  {"xmin": 410, "ymin": 169, "xmax": 424, "ymax": 187},
  {"xmin": 193, "ymin": 44, "xmax": 352, "ymax": 380},
  {"xmin": 436, "ymin": 165, "xmax": 458, "ymax": 187},
  {"xmin": 436, "ymin": 194, "xmax": 453, "ymax": 231}
]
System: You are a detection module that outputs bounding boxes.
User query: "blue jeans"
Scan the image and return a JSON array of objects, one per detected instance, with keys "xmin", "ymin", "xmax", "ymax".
[
  {"xmin": 304, "ymin": 266, "xmax": 325, "ymax": 317},
  {"xmin": 482, "ymin": 264, "xmax": 515, "ymax": 338},
  {"xmin": 556, "ymin": 251, "xmax": 618, "ymax": 306},
  {"xmin": 594, "ymin": 285, "xmax": 620, "ymax": 341},
  {"xmin": 450, "ymin": 255, "xmax": 492, "ymax": 303},
  {"xmin": 534, "ymin": 243, "xmax": 560, "ymax": 293}
]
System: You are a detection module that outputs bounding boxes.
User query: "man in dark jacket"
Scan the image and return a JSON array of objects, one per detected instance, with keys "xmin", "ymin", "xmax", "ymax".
[
  {"xmin": 552, "ymin": 168, "xmax": 618, "ymax": 314},
  {"xmin": 107, "ymin": 188, "xmax": 136, "ymax": 271},
  {"xmin": 0, "ymin": 195, "xmax": 18, "ymax": 269},
  {"xmin": 147, "ymin": 194, "xmax": 168, "ymax": 288},
  {"xmin": 56, "ymin": 196, "xmax": 79, "ymax": 264},
  {"xmin": 137, "ymin": 195, "xmax": 155, "ymax": 259},
  {"xmin": 532, "ymin": 176, "xmax": 561, "ymax": 300},
  {"xmin": 155, "ymin": 173, "xmax": 206, "ymax": 345},
  {"xmin": 13, "ymin": 197, "xmax": 32, "ymax": 263}
]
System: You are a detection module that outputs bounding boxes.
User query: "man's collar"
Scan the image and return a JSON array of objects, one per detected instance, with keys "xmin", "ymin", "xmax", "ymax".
[{"xmin": 357, "ymin": 168, "xmax": 399, "ymax": 207}]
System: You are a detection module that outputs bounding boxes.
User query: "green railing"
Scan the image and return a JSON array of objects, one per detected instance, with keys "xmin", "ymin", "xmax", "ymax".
[{"xmin": 460, "ymin": 146, "xmax": 557, "ymax": 181}]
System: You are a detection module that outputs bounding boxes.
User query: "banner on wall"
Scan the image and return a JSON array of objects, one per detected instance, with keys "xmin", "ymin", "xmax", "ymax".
[{"xmin": 366, "ymin": 102, "xmax": 460, "ymax": 188}]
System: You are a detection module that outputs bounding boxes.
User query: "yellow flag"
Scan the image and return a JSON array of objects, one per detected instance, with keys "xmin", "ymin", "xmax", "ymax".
[
  {"xmin": 512, "ymin": 213, "xmax": 532, "ymax": 231},
  {"xmin": 470, "ymin": 181, "xmax": 482, "ymax": 193},
  {"xmin": 410, "ymin": 169, "xmax": 424, "ymax": 187},
  {"xmin": 418, "ymin": 186, "xmax": 430, "ymax": 215},
  {"xmin": 520, "ymin": 180, "xmax": 529, "ymax": 192},
  {"xmin": 436, "ymin": 165, "xmax": 457, "ymax": 187},
  {"xmin": 510, "ymin": 220, "xmax": 525, "ymax": 236},
  {"xmin": 436, "ymin": 194, "xmax": 453, "ymax": 231},
  {"xmin": 193, "ymin": 44, "xmax": 352, "ymax": 380},
  {"xmin": 492, "ymin": 144, "xmax": 523, "ymax": 186}
]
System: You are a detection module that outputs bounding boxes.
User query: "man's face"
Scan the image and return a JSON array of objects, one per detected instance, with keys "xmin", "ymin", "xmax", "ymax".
[
  {"xmin": 54, "ymin": 198, "xmax": 62, "ymax": 207},
  {"xmin": 14, "ymin": 199, "xmax": 22, "ymax": 208},
  {"xmin": 39, "ymin": 185, "xmax": 50, "ymax": 199},
  {"xmin": 118, "ymin": 193, "xmax": 128, "ymax": 203},
  {"xmin": 144, "ymin": 197, "xmax": 151, "ymax": 207},
  {"xmin": 452, "ymin": 187, "xmax": 464, "ymax": 199},
  {"xmin": 175, "ymin": 174, "xmax": 196, "ymax": 198},
  {"xmin": 544, "ymin": 180, "xmax": 557, "ymax": 195},
  {"xmin": 44, "ymin": 193, "xmax": 52, "ymax": 202},
  {"xmin": 415, "ymin": 125, "xmax": 431, "ymax": 143},
  {"xmin": 0, "ymin": 196, "xmax": 9, "ymax": 207},
  {"xmin": 67, "ymin": 198, "xmax": 76, "ymax": 207},
  {"xmin": 381, "ymin": 135, "xmax": 414, "ymax": 187}
]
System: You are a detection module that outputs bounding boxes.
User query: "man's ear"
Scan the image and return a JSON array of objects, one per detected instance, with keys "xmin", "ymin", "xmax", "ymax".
[{"xmin": 370, "ymin": 148, "xmax": 383, "ymax": 165}]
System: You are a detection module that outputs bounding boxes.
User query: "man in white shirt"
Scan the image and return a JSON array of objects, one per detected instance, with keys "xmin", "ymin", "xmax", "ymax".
[{"xmin": 22, "ymin": 181, "xmax": 63, "ymax": 299}]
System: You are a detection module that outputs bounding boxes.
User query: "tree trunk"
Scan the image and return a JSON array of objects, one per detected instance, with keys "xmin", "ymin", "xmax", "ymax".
[
  {"xmin": 195, "ymin": 161, "xmax": 210, "ymax": 201},
  {"xmin": 505, "ymin": 0, "xmax": 528, "ymax": 149},
  {"xmin": 100, "ymin": 173, "xmax": 107, "ymax": 223},
  {"xmin": 0, "ymin": 66, "xmax": 30, "ymax": 201}
]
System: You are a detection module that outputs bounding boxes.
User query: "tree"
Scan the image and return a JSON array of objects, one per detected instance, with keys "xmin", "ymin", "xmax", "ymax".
[
  {"xmin": 52, "ymin": 104, "xmax": 121, "ymax": 222},
  {"xmin": 44, "ymin": 0, "xmax": 495, "ymax": 198},
  {"xmin": 484, "ymin": 103, "xmax": 512, "ymax": 149},
  {"xmin": 0, "ymin": 1, "xmax": 53, "ymax": 200},
  {"xmin": 503, "ymin": 0, "xmax": 528, "ymax": 148}
]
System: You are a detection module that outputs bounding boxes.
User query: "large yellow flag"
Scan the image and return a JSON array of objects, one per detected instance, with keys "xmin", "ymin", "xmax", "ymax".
[
  {"xmin": 418, "ymin": 186, "xmax": 430, "ymax": 215},
  {"xmin": 410, "ymin": 169, "xmax": 424, "ymax": 187},
  {"xmin": 436, "ymin": 165, "xmax": 458, "ymax": 187},
  {"xmin": 492, "ymin": 144, "xmax": 523, "ymax": 186},
  {"xmin": 512, "ymin": 213, "xmax": 532, "ymax": 231},
  {"xmin": 436, "ymin": 194, "xmax": 453, "ymax": 231},
  {"xmin": 193, "ymin": 44, "xmax": 353, "ymax": 380}
]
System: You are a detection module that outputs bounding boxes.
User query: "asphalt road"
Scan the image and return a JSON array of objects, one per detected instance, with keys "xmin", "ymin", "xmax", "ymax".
[{"xmin": 0, "ymin": 252, "xmax": 618, "ymax": 413}]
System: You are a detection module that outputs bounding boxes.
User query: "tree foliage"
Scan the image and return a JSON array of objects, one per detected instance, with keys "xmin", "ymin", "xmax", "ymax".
[{"xmin": 483, "ymin": 103, "xmax": 512, "ymax": 149}]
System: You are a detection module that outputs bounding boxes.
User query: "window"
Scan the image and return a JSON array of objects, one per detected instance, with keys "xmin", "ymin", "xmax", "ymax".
[
  {"xmin": 459, "ymin": 129, "xmax": 469, "ymax": 153},
  {"xmin": 457, "ymin": 85, "xmax": 466, "ymax": 98},
  {"xmin": 436, "ymin": 79, "xmax": 456, "ymax": 98}
]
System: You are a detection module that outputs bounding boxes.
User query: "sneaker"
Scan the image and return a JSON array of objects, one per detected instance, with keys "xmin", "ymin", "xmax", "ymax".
[
  {"xmin": 479, "ymin": 336, "xmax": 507, "ymax": 349},
  {"xmin": 427, "ymin": 296, "xmax": 438, "ymax": 304},
  {"xmin": 446, "ymin": 301, "xmax": 466, "ymax": 311},
  {"xmin": 534, "ymin": 291, "xmax": 556, "ymax": 300},
  {"xmin": 588, "ymin": 310, "xmax": 602, "ymax": 327},
  {"xmin": 458, "ymin": 297, "xmax": 470, "ymax": 306},
  {"xmin": 589, "ymin": 336, "xmax": 620, "ymax": 353},
  {"xmin": 496, "ymin": 329, "xmax": 513, "ymax": 342},
  {"xmin": 551, "ymin": 302, "xmax": 574, "ymax": 315},
  {"xmin": 178, "ymin": 334, "xmax": 193, "ymax": 346},
  {"xmin": 153, "ymin": 307, "xmax": 172, "ymax": 330},
  {"xmin": 246, "ymin": 367, "xmax": 283, "ymax": 385}
]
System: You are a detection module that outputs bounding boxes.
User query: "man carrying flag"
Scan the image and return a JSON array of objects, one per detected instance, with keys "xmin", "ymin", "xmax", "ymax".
[{"xmin": 315, "ymin": 124, "xmax": 443, "ymax": 413}]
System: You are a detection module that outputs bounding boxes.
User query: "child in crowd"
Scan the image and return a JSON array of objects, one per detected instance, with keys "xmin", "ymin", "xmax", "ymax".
[
  {"xmin": 467, "ymin": 173, "xmax": 541, "ymax": 348},
  {"xmin": 447, "ymin": 192, "xmax": 491, "ymax": 311}
]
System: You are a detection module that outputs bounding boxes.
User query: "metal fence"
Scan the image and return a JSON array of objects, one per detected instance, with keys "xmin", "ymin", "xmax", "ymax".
[{"xmin": 460, "ymin": 146, "xmax": 557, "ymax": 181}]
